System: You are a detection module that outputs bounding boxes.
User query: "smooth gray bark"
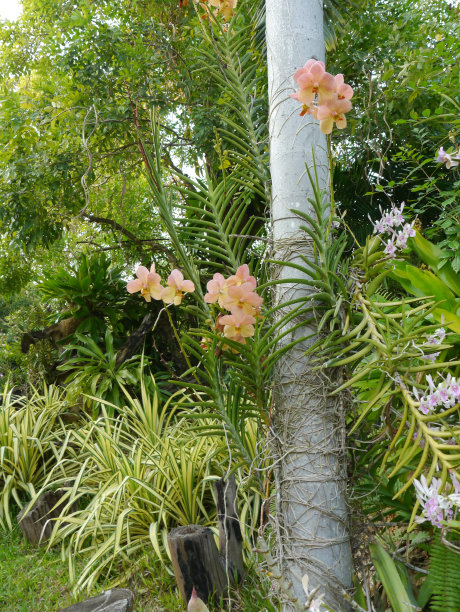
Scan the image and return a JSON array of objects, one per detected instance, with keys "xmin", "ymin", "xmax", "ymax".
[{"xmin": 266, "ymin": 0, "xmax": 353, "ymax": 609}]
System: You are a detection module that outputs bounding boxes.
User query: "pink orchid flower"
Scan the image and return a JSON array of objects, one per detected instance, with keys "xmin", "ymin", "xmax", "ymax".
[
  {"xmin": 219, "ymin": 310, "xmax": 256, "ymax": 344},
  {"xmin": 161, "ymin": 269, "xmax": 195, "ymax": 305},
  {"xmin": 215, "ymin": 313, "xmax": 225, "ymax": 333},
  {"xmin": 204, "ymin": 273, "xmax": 227, "ymax": 306},
  {"xmin": 383, "ymin": 239, "xmax": 396, "ymax": 258},
  {"xmin": 317, "ymin": 96, "xmax": 352, "ymax": 134},
  {"xmin": 226, "ymin": 264, "xmax": 257, "ymax": 289},
  {"xmin": 221, "ymin": 283, "xmax": 263, "ymax": 315},
  {"xmin": 126, "ymin": 264, "xmax": 164, "ymax": 302},
  {"xmin": 200, "ymin": 0, "xmax": 237, "ymax": 21},
  {"xmin": 334, "ymin": 74, "xmax": 353, "ymax": 103},
  {"xmin": 291, "ymin": 60, "xmax": 336, "ymax": 106}
]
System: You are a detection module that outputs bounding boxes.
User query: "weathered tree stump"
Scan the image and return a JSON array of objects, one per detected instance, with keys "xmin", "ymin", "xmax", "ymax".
[
  {"xmin": 114, "ymin": 312, "xmax": 154, "ymax": 369},
  {"xmin": 168, "ymin": 475, "xmax": 244, "ymax": 606},
  {"xmin": 17, "ymin": 489, "xmax": 76, "ymax": 545},
  {"xmin": 58, "ymin": 589, "xmax": 134, "ymax": 612},
  {"xmin": 214, "ymin": 474, "xmax": 244, "ymax": 582},
  {"xmin": 168, "ymin": 524, "xmax": 228, "ymax": 605}
]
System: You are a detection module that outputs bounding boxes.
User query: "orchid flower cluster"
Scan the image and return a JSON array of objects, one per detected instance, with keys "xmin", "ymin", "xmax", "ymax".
[
  {"xmin": 413, "ymin": 372, "xmax": 460, "ymax": 415},
  {"xmin": 370, "ymin": 202, "xmax": 416, "ymax": 258},
  {"xmin": 420, "ymin": 326, "xmax": 446, "ymax": 363},
  {"xmin": 291, "ymin": 59, "xmax": 353, "ymax": 134},
  {"xmin": 436, "ymin": 146, "xmax": 460, "ymax": 169},
  {"xmin": 126, "ymin": 264, "xmax": 195, "ymax": 306},
  {"xmin": 195, "ymin": 0, "xmax": 237, "ymax": 20},
  {"xmin": 414, "ymin": 474, "xmax": 460, "ymax": 528},
  {"xmin": 204, "ymin": 264, "xmax": 263, "ymax": 345}
]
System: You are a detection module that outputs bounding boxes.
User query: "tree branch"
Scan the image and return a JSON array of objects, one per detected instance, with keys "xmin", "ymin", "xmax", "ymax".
[{"xmin": 83, "ymin": 213, "xmax": 178, "ymax": 265}]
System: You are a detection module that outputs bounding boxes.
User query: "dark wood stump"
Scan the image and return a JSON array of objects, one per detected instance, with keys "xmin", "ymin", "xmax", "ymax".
[
  {"xmin": 168, "ymin": 475, "xmax": 244, "ymax": 606},
  {"xmin": 17, "ymin": 489, "xmax": 76, "ymax": 545},
  {"xmin": 168, "ymin": 525, "xmax": 228, "ymax": 605},
  {"xmin": 214, "ymin": 474, "xmax": 244, "ymax": 582},
  {"xmin": 114, "ymin": 313, "xmax": 153, "ymax": 369}
]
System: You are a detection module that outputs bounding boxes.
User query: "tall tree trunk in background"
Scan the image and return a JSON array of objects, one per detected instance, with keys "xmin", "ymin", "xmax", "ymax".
[{"xmin": 266, "ymin": 1, "xmax": 353, "ymax": 609}]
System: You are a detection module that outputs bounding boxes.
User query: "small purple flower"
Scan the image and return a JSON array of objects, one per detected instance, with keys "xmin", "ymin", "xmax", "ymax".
[
  {"xmin": 384, "ymin": 239, "xmax": 396, "ymax": 257},
  {"xmin": 439, "ymin": 388, "xmax": 450, "ymax": 403},
  {"xmin": 421, "ymin": 351, "xmax": 439, "ymax": 363},
  {"xmin": 437, "ymin": 146, "xmax": 448, "ymax": 163},
  {"xmin": 370, "ymin": 203, "xmax": 416, "ymax": 258},
  {"xmin": 396, "ymin": 230, "xmax": 408, "ymax": 248},
  {"xmin": 414, "ymin": 476, "xmax": 454, "ymax": 528},
  {"xmin": 425, "ymin": 501, "xmax": 444, "ymax": 528},
  {"xmin": 403, "ymin": 222, "xmax": 416, "ymax": 238},
  {"xmin": 374, "ymin": 220, "xmax": 386, "ymax": 233},
  {"xmin": 436, "ymin": 146, "xmax": 460, "ymax": 169},
  {"xmin": 392, "ymin": 203, "xmax": 405, "ymax": 226},
  {"xmin": 383, "ymin": 211, "xmax": 394, "ymax": 226},
  {"xmin": 419, "ymin": 399, "xmax": 431, "ymax": 414}
]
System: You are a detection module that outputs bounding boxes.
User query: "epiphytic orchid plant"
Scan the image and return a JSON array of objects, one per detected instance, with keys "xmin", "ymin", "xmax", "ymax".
[{"xmin": 300, "ymin": 194, "xmax": 460, "ymax": 532}]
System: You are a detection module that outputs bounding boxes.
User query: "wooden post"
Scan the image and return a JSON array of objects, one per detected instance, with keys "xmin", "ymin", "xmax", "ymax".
[
  {"xmin": 167, "ymin": 476, "xmax": 244, "ymax": 606},
  {"xmin": 168, "ymin": 525, "xmax": 228, "ymax": 605},
  {"xmin": 17, "ymin": 489, "xmax": 76, "ymax": 545},
  {"xmin": 214, "ymin": 474, "xmax": 244, "ymax": 582}
]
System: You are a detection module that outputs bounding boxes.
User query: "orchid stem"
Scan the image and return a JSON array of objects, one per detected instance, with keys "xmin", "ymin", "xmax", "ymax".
[
  {"xmin": 164, "ymin": 305, "xmax": 197, "ymax": 379},
  {"xmin": 327, "ymin": 133, "xmax": 335, "ymax": 229}
]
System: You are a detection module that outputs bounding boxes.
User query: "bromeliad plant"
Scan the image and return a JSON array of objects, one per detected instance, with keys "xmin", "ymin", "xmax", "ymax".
[{"xmin": 38, "ymin": 252, "xmax": 128, "ymax": 337}]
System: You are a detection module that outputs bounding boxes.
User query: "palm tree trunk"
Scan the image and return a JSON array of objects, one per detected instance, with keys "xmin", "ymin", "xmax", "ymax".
[{"xmin": 266, "ymin": 0, "xmax": 353, "ymax": 609}]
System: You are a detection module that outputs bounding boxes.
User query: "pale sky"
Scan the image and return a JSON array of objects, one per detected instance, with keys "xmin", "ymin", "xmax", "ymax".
[{"xmin": 0, "ymin": 0, "xmax": 22, "ymax": 21}]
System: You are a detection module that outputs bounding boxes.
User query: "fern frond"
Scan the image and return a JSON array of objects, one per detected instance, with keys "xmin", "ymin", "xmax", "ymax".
[{"xmin": 429, "ymin": 535, "xmax": 460, "ymax": 612}]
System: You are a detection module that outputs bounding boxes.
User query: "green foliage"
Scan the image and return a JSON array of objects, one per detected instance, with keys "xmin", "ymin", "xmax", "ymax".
[
  {"xmin": 369, "ymin": 542, "xmax": 419, "ymax": 612},
  {"xmin": 0, "ymin": 293, "xmax": 30, "ymax": 389},
  {"xmin": 0, "ymin": 384, "xmax": 75, "ymax": 531},
  {"xmin": 391, "ymin": 231, "xmax": 460, "ymax": 333},
  {"xmin": 330, "ymin": 0, "xmax": 459, "ymax": 251},
  {"xmin": 428, "ymin": 536, "xmax": 460, "ymax": 612},
  {"xmin": 38, "ymin": 252, "xmax": 128, "ymax": 335},
  {"xmin": 27, "ymin": 376, "xmax": 260, "ymax": 594},
  {"xmin": 285, "ymin": 163, "xmax": 460, "ymax": 547},
  {"xmin": 57, "ymin": 330, "xmax": 144, "ymax": 413},
  {"xmin": 4, "ymin": 0, "xmax": 460, "ymax": 606},
  {"xmin": 0, "ymin": 524, "xmax": 276, "ymax": 611}
]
